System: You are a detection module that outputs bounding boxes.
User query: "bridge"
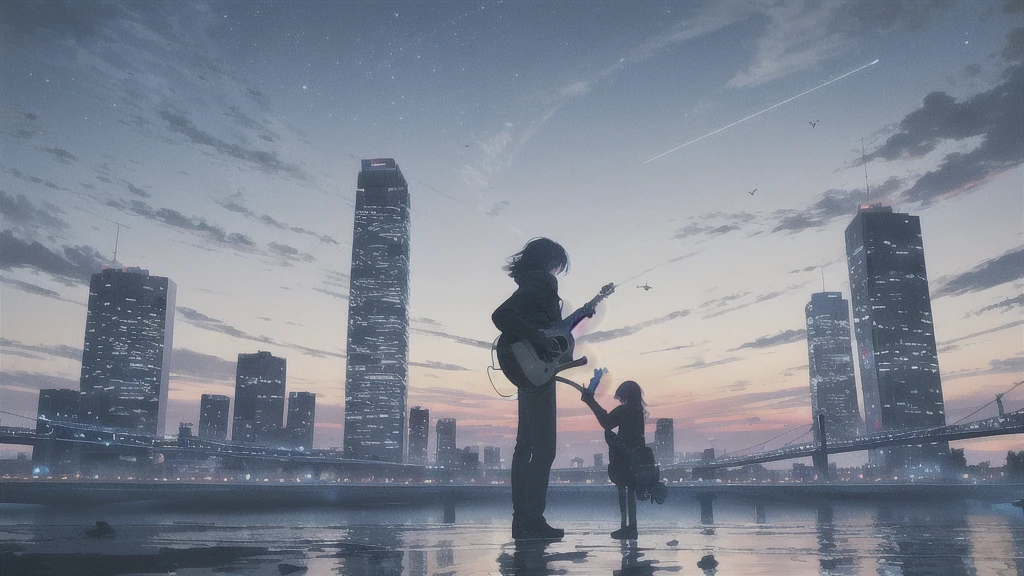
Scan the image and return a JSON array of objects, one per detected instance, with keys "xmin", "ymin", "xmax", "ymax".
[{"xmin": 667, "ymin": 410, "xmax": 1024, "ymax": 477}]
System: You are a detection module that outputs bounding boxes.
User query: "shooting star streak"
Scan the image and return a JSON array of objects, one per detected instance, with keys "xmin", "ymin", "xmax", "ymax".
[{"xmin": 643, "ymin": 59, "xmax": 880, "ymax": 165}]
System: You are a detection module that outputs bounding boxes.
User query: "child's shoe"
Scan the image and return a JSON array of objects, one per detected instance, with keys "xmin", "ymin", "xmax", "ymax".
[{"xmin": 611, "ymin": 525, "xmax": 638, "ymax": 540}]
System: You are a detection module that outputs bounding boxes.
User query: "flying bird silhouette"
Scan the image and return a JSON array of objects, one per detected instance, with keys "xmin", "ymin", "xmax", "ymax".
[
  {"xmin": 748, "ymin": 188, "xmax": 758, "ymax": 196},
  {"xmin": 809, "ymin": 120, "xmax": 819, "ymax": 128},
  {"xmin": 637, "ymin": 282, "xmax": 653, "ymax": 291}
]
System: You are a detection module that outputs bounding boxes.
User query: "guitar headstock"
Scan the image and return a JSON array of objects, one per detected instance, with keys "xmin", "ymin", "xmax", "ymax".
[{"xmin": 596, "ymin": 282, "xmax": 615, "ymax": 301}]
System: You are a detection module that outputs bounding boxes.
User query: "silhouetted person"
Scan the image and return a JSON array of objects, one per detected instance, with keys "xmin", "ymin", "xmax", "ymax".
[
  {"xmin": 493, "ymin": 238, "xmax": 591, "ymax": 540},
  {"xmin": 581, "ymin": 374, "xmax": 654, "ymax": 539},
  {"xmin": 84, "ymin": 520, "xmax": 114, "ymax": 538}
]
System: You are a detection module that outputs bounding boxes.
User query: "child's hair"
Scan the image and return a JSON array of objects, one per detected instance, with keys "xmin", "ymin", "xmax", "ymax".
[
  {"xmin": 614, "ymin": 380, "xmax": 649, "ymax": 419},
  {"xmin": 503, "ymin": 237, "xmax": 570, "ymax": 280}
]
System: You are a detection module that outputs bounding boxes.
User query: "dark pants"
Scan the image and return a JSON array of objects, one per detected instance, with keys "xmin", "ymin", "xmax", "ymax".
[{"xmin": 512, "ymin": 382, "xmax": 556, "ymax": 526}]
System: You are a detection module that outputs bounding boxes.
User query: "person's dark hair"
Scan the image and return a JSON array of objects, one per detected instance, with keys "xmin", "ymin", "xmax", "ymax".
[
  {"xmin": 503, "ymin": 237, "xmax": 570, "ymax": 280},
  {"xmin": 614, "ymin": 380, "xmax": 649, "ymax": 420}
]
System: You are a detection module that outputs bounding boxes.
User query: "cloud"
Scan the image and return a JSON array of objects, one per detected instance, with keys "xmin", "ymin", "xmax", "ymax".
[
  {"xmin": 577, "ymin": 309, "xmax": 691, "ymax": 344},
  {"xmin": 770, "ymin": 177, "xmax": 902, "ymax": 234},
  {"xmin": 730, "ymin": 0, "xmax": 948, "ymax": 88},
  {"xmin": 411, "ymin": 327, "xmax": 493, "ymax": 350},
  {"xmin": 865, "ymin": 59, "xmax": 1023, "ymax": 203},
  {"xmin": 169, "ymin": 349, "xmax": 236, "ymax": 382},
  {"xmin": 938, "ymin": 319, "xmax": 1024, "ymax": 347},
  {"xmin": 0, "ymin": 191, "xmax": 69, "ymax": 236},
  {"xmin": 485, "ymin": 200, "xmax": 511, "ymax": 217},
  {"xmin": 673, "ymin": 356, "xmax": 744, "ymax": 374},
  {"xmin": 0, "ymin": 277, "xmax": 65, "ymax": 300},
  {"xmin": 934, "ymin": 247, "xmax": 1024, "ymax": 297},
  {"xmin": 269, "ymin": 242, "xmax": 314, "ymax": 262},
  {"xmin": 38, "ymin": 146, "xmax": 78, "ymax": 164},
  {"xmin": 0, "ymin": 338, "xmax": 81, "ymax": 362},
  {"xmin": 216, "ymin": 197, "xmax": 340, "ymax": 245},
  {"xmin": 8, "ymin": 168, "xmax": 71, "ymax": 193},
  {"xmin": 313, "ymin": 287, "xmax": 349, "ymax": 301},
  {"xmin": 730, "ymin": 329, "xmax": 807, "ymax": 351},
  {"xmin": 943, "ymin": 355, "xmax": 1024, "ymax": 381},
  {"xmin": 0, "ymin": 371, "xmax": 79, "ymax": 397},
  {"xmin": 409, "ymin": 360, "xmax": 471, "ymax": 372},
  {"xmin": 123, "ymin": 180, "xmax": 150, "ymax": 198},
  {"xmin": 640, "ymin": 341, "xmax": 708, "ymax": 355},
  {"xmin": 412, "ymin": 317, "xmax": 444, "ymax": 327},
  {"xmin": 158, "ymin": 110, "xmax": 307, "ymax": 179},
  {"xmin": 0, "ymin": 230, "xmax": 106, "ymax": 283},
  {"xmin": 968, "ymin": 294, "xmax": 1024, "ymax": 316},
  {"xmin": 110, "ymin": 198, "xmax": 257, "ymax": 248},
  {"xmin": 176, "ymin": 306, "xmax": 345, "ymax": 360}
]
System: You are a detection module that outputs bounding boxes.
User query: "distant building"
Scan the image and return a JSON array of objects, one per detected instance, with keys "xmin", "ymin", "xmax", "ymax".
[
  {"xmin": 344, "ymin": 158, "xmax": 411, "ymax": 463},
  {"xmin": 198, "ymin": 394, "xmax": 230, "ymax": 441},
  {"xmin": 654, "ymin": 418, "xmax": 675, "ymax": 464},
  {"xmin": 79, "ymin": 267, "xmax": 175, "ymax": 435},
  {"xmin": 594, "ymin": 453, "xmax": 604, "ymax": 468},
  {"xmin": 232, "ymin": 351, "xmax": 286, "ymax": 446},
  {"xmin": 409, "ymin": 406, "xmax": 429, "ymax": 465},
  {"xmin": 805, "ymin": 292, "xmax": 862, "ymax": 443},
  {"xmin": 570, "ymin": 457, "xmax": 585, "ymax": 468},
  {"xmin": 460, "ymin": 447, "xmax": 481, "ymax": 470},
  {"xmin": 846, "ymin": 205, "xmax": 948, "ymax": 470},
  {"xmin": 436, "ymin": 418, "xmax": 457, "ymax": 467},
  {"xmin": 702, "ymin": 448, "xmax": 715, "ymax": 463},
  {"xmin": 287, "ymin": 391, "xmax": 316, "ymax": 451},
  {"xmin": 32, "ymin": 389, "xmax": 81, "ymax": 473},
  {"xmin": 483, "ymin": 446, "xmax": 501, "ymax": 469}
]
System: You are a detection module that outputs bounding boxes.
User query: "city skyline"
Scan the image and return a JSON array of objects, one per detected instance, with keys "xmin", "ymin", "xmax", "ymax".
[{"xmin": 1, "ymin": 1, "xmax": 1021, "ymax": 468}]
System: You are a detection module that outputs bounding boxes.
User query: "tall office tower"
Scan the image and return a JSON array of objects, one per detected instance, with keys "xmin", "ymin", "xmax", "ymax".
[
  {"xmin": 594, "ymin": 453, "xmax": 604, "ymax": 468},
  {"xmin": 344, "ymin": 158, "xmax": 411, "ymax": 463},
  {"xmin": 435, "ymin": 418, "xmax": 457, "ymax": 467},
  {"xmin": 287, "ymin": 391, "xmax": 316, "ymax": 451},
  {"xmin": 654, "ymin": 418, "xmax": 675, "ymax": 465},
  {"xmin": 484, "ymin": 446, "xmax": 501, "ymax": 469},
  {"xmin": 198, "ymin": 394, "xmax": 230, "ymax": 441},
  {"xmin": 408, "ymin": 406, "xmax": 429, "ymax": 465},
  {"xmin": 32, "ymin": 389, "xmax": 82, "ymax": 472},
  {"xmin": 79, "ymin": 267, "xmax": 175, "ymax": 435},
  {"xmin": 805, "ymin": 292, "xmax": 862, "ymax": 443},
  {"xmin": 846, "ymin": 205, "xmax": 948, "ymax": 470},
  {"xmin": 232, "ymin": 351, "xmax": 287, "ymax": 445}
]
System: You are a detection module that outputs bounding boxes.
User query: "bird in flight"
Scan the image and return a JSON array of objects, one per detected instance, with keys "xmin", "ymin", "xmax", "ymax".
[
  {"xmin": 809, "ymin": 120, "xmax": 819, "ymax": 128},
  {"xmin": 748, "ymin": 188, "xmax": 758, "ymax": 196},
  {"xmin": 637, "ymin": 282, "xmax": 653, "ymax": 291}
]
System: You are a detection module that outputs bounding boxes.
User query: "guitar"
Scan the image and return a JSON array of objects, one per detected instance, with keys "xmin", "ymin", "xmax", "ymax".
[{"xmin": 495, "ymin": 283, "xmax": 615, "ymax": 387}]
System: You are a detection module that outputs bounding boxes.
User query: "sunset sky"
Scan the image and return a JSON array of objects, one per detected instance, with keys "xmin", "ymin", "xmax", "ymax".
[{"xmin": 1, "ymin": 0, "xmax": 1021, "ymax": 467}]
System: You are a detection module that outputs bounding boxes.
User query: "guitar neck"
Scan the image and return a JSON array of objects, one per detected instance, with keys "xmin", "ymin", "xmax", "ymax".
[{"xmin": 567, "ymin": 295, "xmax": 602, "ymax": 330}]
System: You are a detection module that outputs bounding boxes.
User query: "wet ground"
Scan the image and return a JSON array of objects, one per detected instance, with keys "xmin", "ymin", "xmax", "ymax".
[{"xmin": 2, "ymin": 498, "xmax": 1022, "ymax": 575}]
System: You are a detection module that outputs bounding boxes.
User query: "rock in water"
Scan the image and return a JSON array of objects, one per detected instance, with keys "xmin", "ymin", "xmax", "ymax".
[
  {"xmin": 84, "ymin": 521, "xmax": 115, "ymax": 538},
  {"xmin": 666, "ymin": 539, "xmax": 679, "ymax": 546},
  {"xmin": 278, "ymin": 564, "xmax": 307, "ymax": 575},
  {"xmin": 697, "ymin": 554, "xmax": 719, "ymax": 570}
]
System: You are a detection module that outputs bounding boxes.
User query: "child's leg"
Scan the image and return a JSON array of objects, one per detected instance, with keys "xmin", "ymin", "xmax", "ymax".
[
  {"xmin": 627, "ymin": 485, "xmax": 637, "ymax": 528},
  {"xmin": 617, "ymin": 485, "xmax": 627, "ymax": 528}
]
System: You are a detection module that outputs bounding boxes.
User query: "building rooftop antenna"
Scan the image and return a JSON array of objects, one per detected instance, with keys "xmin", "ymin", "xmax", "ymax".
[
  {"xmin": 113, "ymin": 222, "xmax": 122, "ymax": 267},
  {"xmin": 861, "ymin": 138, "xmax": 871, "ymax": 203},
  {"xmin": 821, "ymin": 267, "xmax": 826, "ymax": 292}
]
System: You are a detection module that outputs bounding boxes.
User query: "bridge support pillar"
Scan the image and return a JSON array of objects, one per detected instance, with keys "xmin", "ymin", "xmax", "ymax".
[
  {"xmin": 754, "ymin": 502, "xmax": 766, "ymax": 524},
  {"xmin": 442, "ymin": 496, "xmax": 456, "ymax": 524},
  {"xmin": 816, "ymin": 503, "xmax": 833, "ymax": 524},
  {"xmin": 697, "ymin": 492, "xmax": 716, "ymax": 524},
  {"xmin": 813, "ymin": 413, "xmax": 830, "ymax": 481}
]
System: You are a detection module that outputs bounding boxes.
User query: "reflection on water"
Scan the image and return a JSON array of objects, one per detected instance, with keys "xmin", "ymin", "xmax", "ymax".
[{"xmin": 0, "ymin": 498, "xmax": 1021, "ymax": 575}]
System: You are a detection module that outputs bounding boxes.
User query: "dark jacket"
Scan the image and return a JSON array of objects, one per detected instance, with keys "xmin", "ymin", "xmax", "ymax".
[
  {"xmin": 491, "ymin": 270, "xmax": 562, "ymax": 345},
  {"xmin": 583, "ymin": 397, "xmax": 646, "ymax": 486}
]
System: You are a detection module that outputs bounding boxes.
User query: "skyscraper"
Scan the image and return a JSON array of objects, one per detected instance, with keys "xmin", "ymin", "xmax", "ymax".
[
  {"xmin": 287, "ymin": 391, "xmax": 316, "ymax": 451},
  {"xmin": 344, "ymin": 158, "xmax": 411, "ymax": 463},
  {"xmin": 845, "ymin": 205, "xmax": 947, "ymax": 470},
  {"xmin": 484, "ymin": 446, "xmax": 501, "ymax": 469},
  {"xmin": 409, "ymin": 406, "xmax": 429, "ymax": 465},
  {"xmin": 436, "ymin": 418, "xmax": 456, "ymax": 467},
  {"xmin": 32, "ymin": 388, "xmax": 81, "ymax": 472},
  {"xmin": 79, "ymin": 267, "xmax": 175, "ymax": 435},
  {"xmin": 805, "ymin": 292, "xmax": 862, "ymax": 443},
  {"xmin": 198, "ymin": 394, "xmax": 230, "ymax": 441},
  {"xmin": 654, "ymin": 418, "xmax": 675, "ymax": 465},
  {"xmin": 232, "ymin": 351, "xmax": 286, "ymax": 445}
]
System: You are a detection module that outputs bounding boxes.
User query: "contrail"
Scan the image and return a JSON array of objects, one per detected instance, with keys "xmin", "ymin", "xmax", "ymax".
[{"xmin": 642, "ymin": 59, "xmax": 880, "ymax": 165}]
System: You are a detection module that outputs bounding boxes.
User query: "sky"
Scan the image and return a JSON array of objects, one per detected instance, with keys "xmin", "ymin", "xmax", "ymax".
[{"xmin": 1, "ymin": 0, "xmax": 1022, "ymax": 468}]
